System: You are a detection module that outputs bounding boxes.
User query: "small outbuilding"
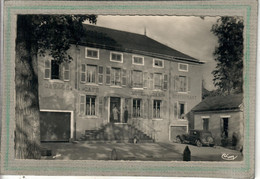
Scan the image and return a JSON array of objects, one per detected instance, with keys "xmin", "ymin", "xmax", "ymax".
[{"xmin": 191, "ymin": 94, "xmax": 243, "ymax": 149}]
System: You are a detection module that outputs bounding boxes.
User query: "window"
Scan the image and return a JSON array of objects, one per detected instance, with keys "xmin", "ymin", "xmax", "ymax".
[
  {"xmin": 178, "ymin": 102, "xmax": 186, "ymax": 119},
  {"xmin": 133, "ymin": 99, "xmax": 142, "ymax": 118},
  {"xmin": 132, "ymin": 55, "xmax": 144, "ymax": 65},
  {"xmin": 98, "ymin": 66, "xmax": 103, "ymax": 84},
  {"xmin": 79, "ymin": 95, "xmax": 97, "ymax": 116},
  {"xmin": 110, "ymin": 52, "xmax": 123, "ymax": 63},
  {"xmin": 203, "ymin": 118, "xmax": 209, "ymax": 131},
  {"xmin": 63, "ymin": 62, "xmax": 70, "ymax": 81},
  {"xmin": 132, "ymin": 70, "xmax": 143, "ymax": 88},
  {"xmin": 178, "ymin": 63, "xmax": 188, "ymax": 72},
  {"xmin": 51, "ymin": 60, "xmax": 60, "ymax": 79},
  {"xmin": 111, "ymin": 68, "xmax": 121, "ymax": 86},
  {"xmin": 154, "ymin": 73, "xmax": 162, "ymax": 90},
  {"xmin": 44, "ymin": 59, "xmax": 70, "ymax": 81},
  {"xmin": 179, "ymin": 76, "xmax": 187, "ymax": 92},
  {"xmin": 86, "ymin": 96, "xmax": 96, "ymax": 115},
  {"xmin": 153, "ymin": 59, "xmax": 164, "ymax": 68},
  {"xmin": 86, "ymin": 65, "xmax": 97, "ymax": 84},
  {"xmin": 153, "ymin": 100, "xmax": 161, "ymax": 118},
  {"xmin": 85, "ymin": 48, "xmax": 99, "ymax": 59},
  {"xmin": 163, "ymin": 74, "xmax": 168, "ymax": 90}
]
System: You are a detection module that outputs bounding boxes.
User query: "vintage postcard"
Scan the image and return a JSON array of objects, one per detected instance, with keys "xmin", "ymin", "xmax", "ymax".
[{"xmin": 0, "ymin": 0, "xmax": 257, "ymax": 178}]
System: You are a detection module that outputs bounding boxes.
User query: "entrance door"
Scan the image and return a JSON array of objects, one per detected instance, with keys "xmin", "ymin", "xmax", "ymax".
[
  {"xmin": 110, "ymin": 97, "xmax": 121, "ymax": 123},
  {"xmin": 222, "ymin": 118, "xmax": 229, "ymax": 138}
]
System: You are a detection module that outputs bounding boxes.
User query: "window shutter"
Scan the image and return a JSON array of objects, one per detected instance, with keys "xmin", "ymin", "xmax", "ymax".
[
  {"xmin": 130, "ymin": 70, "xmax": 133, "ymax": 87},
  {"xmin": 44, "ymin": 60, "xmax": 51, "ymax": 79},
  {"xmin": 122, "ymin": 69, "xmax": 127, "ymax": 86},
  {"xmin": 79, "ymin": 95, "xmax": 86, "ymax": 115},
  {"xmin": 99, "ymin": 97, "xmax": 103, "ymax": 117},
  {"xmin": 143, "ymin": 72, "xmax": 148, "ymax": 88},
  {"xmin": 148, "ymin": 99, "xmax": 153, "ymax": 119},
  {"xmin": 149, "ymin": 73, "xmax": 153, "ymax": 89},
  {"xmin": 64, "ymin": 63, "xmax": 70, "ymax": 81},
  {"xmin": 187, "ymin": 76, "xmax": 191, "ymax": 92},
  {"xmin": 111, "ymin": 68, "xmax": 114, "ymax": 85},
  {"xmin": 98, "ymin": 66, "xmax": 104, "ymax": 84},
  {"xmin": 174, "ymin": 75, "xmax": 180, "ymax": 92},
  {"xmin": 106, "ymin": 67, "xmax": 111, "ymax": 85},
  {"xmin": 174, "ymin": 102, "xmax": 178, "ymax": 119},
  {"xmin": 81, "ymin": 64, "xmax": 86, "ymax": 83},
  {"xmin": 143, "ymin": 99, "xmax": 147, "ymax": 118},
  {"xmin": 163, "ymin": 74, "xmax": 168, "ymax": 90}
]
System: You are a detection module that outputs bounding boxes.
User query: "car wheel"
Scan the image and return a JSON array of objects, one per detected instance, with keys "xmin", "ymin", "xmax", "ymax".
[
  {"xmin": 176, "ymin": 136, "xmax": 182, "ymax": 143},
  {"xmin": 196, "ymin": 140, "xmax": 202, "ymax": 147}
]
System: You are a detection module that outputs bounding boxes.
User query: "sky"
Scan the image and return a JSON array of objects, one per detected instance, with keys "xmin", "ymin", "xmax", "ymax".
[{"xmin": 86, "ymin": 16, "xmax": 219, "ymax": 90}]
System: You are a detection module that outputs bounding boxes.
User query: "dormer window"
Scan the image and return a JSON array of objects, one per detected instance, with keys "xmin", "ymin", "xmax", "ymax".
[
  {"xmin": 110, "ymin": 52, "xmax": 123, "ymax": 63},
  {"xmin": 153, "ymin": 59, "xmax": 164, "ymax": 68},
  {"xmin": 85, "ymin": 47, "xmax": 99, "ymax": 59},
  {"xmin": 178, "ymin": 63, "xmax": 188, "ymax": 72},
  {"xmin": 132, "ymin": 55, "xmax": 144, "ymax": 65}
]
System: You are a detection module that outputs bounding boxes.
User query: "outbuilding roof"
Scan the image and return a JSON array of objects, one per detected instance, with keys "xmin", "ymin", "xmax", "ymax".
[
  {"xmin": 192, "ymin": 94, "xmax": 243, "ymax": 112},
  {"xmin": 77, "ymin": 24, "xmax": 202, "ymax": 64}
]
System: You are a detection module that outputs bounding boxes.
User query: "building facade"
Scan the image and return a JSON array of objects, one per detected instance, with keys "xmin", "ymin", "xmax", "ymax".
[{"xmin": 38, "ymin": 24, "xmax": 203, "ymax": 142}]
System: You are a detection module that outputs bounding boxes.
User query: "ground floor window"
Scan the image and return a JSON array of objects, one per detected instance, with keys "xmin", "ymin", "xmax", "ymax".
[
  {"xmin": 79, "ymin": 95, "xmax": 96, "ymax": 116},
  {"xmin": 178, "ymin": 102, "xmax": 186, "ymax": 119},
  {"xmin": 86, "ymin": 96, "xmax": 96, "ymax": 115},
  {"xmin": 133, "ymin": 99, "xmax": 141, "ymax": 118},
  {"xmin": 153, "ymin": 100, "xmax": 161, "ymax": 118}
]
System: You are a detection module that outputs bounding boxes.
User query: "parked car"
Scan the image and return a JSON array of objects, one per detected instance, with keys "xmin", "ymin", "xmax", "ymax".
[{"xmin": 176, "ymin": 130, "xmax": 215, "ymax": 147}]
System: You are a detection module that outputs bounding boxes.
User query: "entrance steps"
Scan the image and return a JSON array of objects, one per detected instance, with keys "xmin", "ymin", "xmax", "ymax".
[{"xmin": 79, "ymin": 123, "xmax": 154, "ymax": 143}]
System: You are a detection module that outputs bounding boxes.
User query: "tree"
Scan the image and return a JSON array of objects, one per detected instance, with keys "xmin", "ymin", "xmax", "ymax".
[
  {"xmin": 211, "ymin": 17, "xmax": 244, "ymax": 94},
  {"xmin": 15, "ymin": 15, "xmax": 97, "ymax": 159}
]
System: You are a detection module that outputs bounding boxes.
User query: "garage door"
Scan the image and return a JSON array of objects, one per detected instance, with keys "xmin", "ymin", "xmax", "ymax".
[
  {"xmin": 40, "ymin": 111, "xmax": 71, "ymax": 142},
  {"xmin": 170, "ymin": 126, "xmax": 187, "ymax": 142}
]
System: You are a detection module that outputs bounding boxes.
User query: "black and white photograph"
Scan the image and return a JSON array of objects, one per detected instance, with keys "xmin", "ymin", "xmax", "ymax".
[
  {"xmin": 1, "ymin": 1, "xmax": 257, "ymax": 178},
  {"xmin": 14, "ymin": 15, "xmax": 244, "ymax": 161}
]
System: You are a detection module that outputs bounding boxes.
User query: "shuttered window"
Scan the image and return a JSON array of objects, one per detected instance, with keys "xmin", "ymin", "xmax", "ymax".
[
  {"xmin": 98, "ymin": 66, "xmax": 104, "ymax": 84},
  {"xmin": 133, "ymin": 99, "xmax": 142, "ymax": 118},
  {"xmin": 132, "ymin": 70, "xmax": 143, "ymax": 88},
  {"xmin": 63, "ymin": 62, "xmax": 70, "ymax": 81},
  {"xmin": 154, "ymin": 73, "xmax": 162, "ymax": 90},
  {"xmin": 149, "ymin": 73, "xmax": 154, "ymax": 89},
  {"xmin": 44, "ymin": 60, "xmax": 51, "ymax": 79},
  {"xmin": 106, "ymin": 67, "xmax": 111, "ymax": 85},
  {"xmin": 111, "ymin": 68, "xmax": 121, "ymax": 86},
  {"xmin": 174, "ymin": 75, "xmax": 190, "ymax": 92},
  {"xmin": 81, "ymin": 64, "xmax": 86, "ymax": 83}
]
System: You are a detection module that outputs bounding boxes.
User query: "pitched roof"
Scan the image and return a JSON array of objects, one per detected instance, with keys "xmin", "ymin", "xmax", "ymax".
[
  {"xmin": 78, "ymin": 24, "xmax": 202, "ymax": 64},
  {"xmin": 192, "ymin": 94, "xmax": 243, "ymax": 112}
]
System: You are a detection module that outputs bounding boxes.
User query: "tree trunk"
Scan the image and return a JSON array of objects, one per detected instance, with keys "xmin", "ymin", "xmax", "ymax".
[{"xmin": 15, "ymin": 16, "xmax": 41, "ymax": 159}]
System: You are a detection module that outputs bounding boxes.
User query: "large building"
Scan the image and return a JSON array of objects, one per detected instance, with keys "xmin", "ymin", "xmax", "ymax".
[{"xmin": 38, "ymin": 24, "xmax": 203, "ymax": 142}]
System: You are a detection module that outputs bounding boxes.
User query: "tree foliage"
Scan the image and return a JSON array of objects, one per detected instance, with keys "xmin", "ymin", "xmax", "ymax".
[
  {"xmin": 211, "ymin": 16, "xmax": 244, "ymax": 94},
  {"xmin": 15, "ymin": 15, "xmax": 97, "ymax": 159}
]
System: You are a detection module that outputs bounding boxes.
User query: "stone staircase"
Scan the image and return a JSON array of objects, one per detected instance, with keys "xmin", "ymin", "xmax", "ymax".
[{"xmin": 79, "ymin": 123, "xmax": 154, "ymax": 143}]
